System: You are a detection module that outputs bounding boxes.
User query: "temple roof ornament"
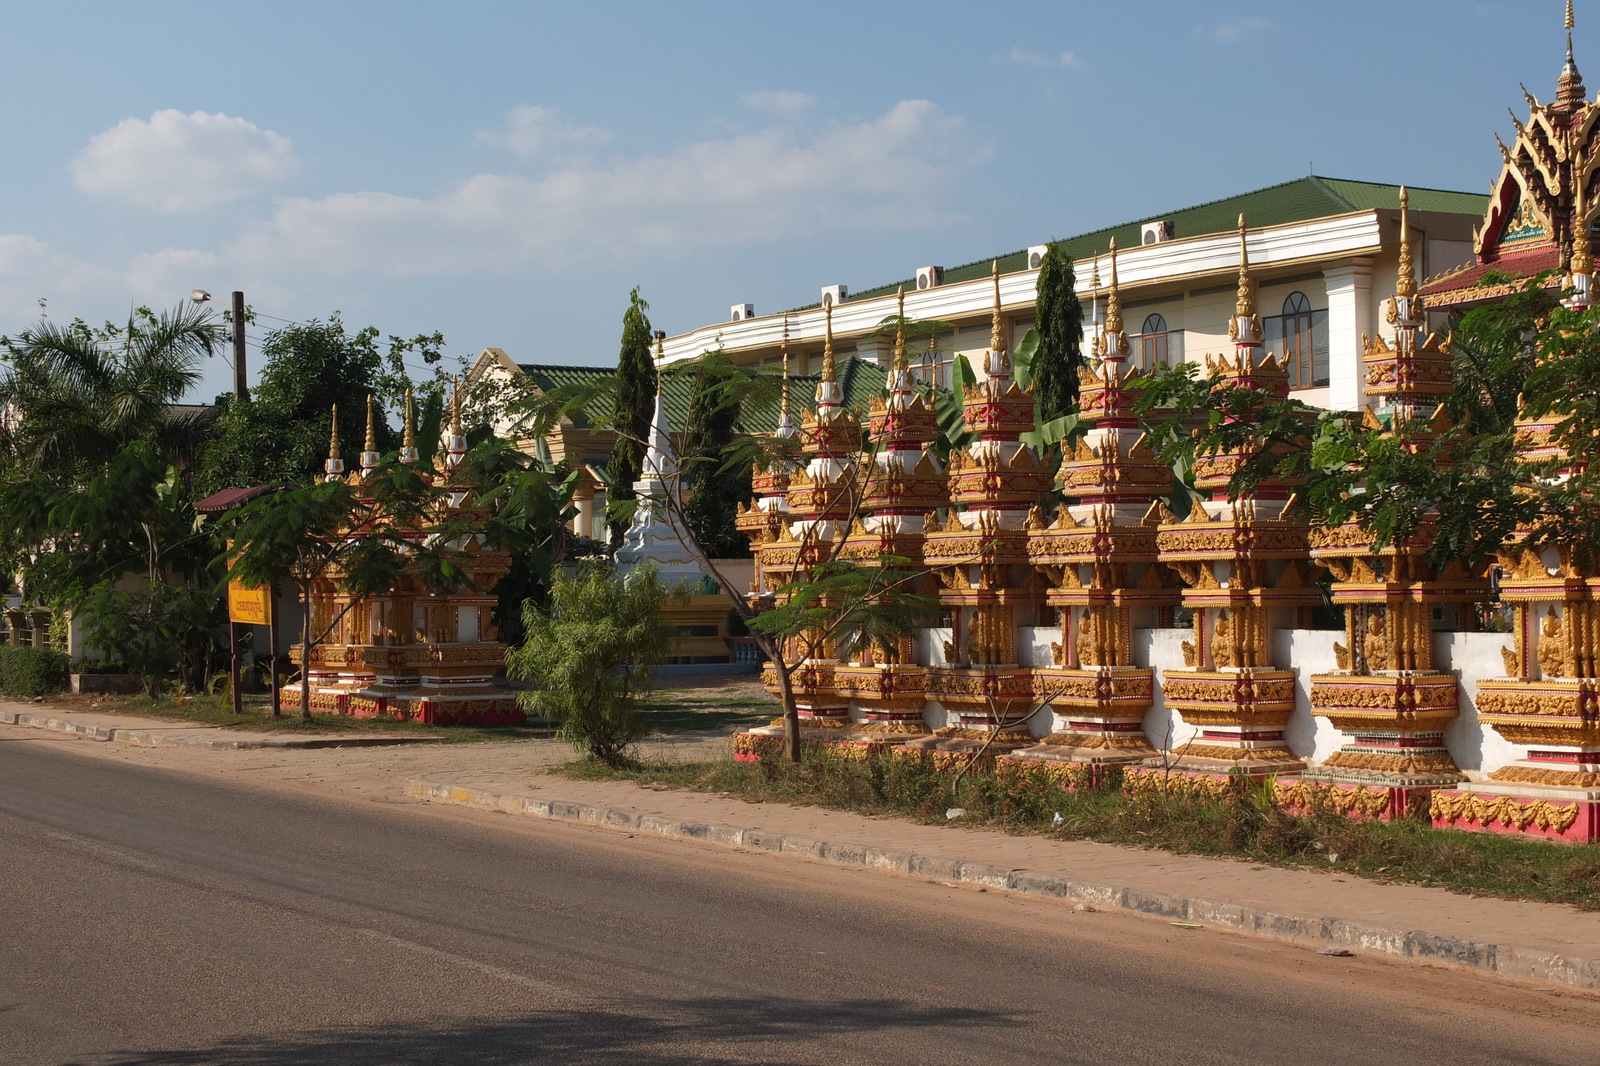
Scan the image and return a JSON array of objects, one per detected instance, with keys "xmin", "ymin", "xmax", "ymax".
[
  {"xmin": 361, "ymin": 394, "xmax": 380, "ymax": 477},
  {"xmin": 325, "ymin": 404, "xmax": 344, "ymax": 481},
  {"xmin": 400, "ymin": 388, "xmax": 418, "ymax": 465},
  {"xmin": 820, "ymin": 301, "xmax": 837, "ymax": 386},
  {"xmin": 1228, "ymin": 214, "xmax": 1263, "ymax": 345},
  {"xmin": 1096, "ymin": 238, "xmax": 1130, "ymax": 363}
]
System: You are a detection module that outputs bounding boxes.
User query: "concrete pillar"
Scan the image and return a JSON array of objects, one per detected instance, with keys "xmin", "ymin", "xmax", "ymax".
[
  {"xmin": 30, "ymin": 610, "xmax": 50, "ymax": 649},
  {"xmin": 1324, "ymin": 259, "xmax": 1374, "ymax": 412},
  {"xmin": 574, "ymin": 491, "xmax": 595, "ymax": 537}
]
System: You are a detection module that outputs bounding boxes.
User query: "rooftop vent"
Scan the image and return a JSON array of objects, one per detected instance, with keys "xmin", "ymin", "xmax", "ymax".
[
  {"xmin": 730, "ymin": 303, "xmax": 755, "ymax": 321},
  {"xmin": 821, "ymin": 284, "xmax": 848, "ymax": 307},
  {"xmin": 1027, "ymin": 244, "xmax": 1050, "ymax": 270}
]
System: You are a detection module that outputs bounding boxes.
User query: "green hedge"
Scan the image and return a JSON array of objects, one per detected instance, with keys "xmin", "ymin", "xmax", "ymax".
[{"xmin": 0, "ymin": 645, "xmax": 71, "ymax": 699}]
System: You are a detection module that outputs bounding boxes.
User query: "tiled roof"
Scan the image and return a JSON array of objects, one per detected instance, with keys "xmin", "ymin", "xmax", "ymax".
[
  {"xmin": 835, "ymin": 176, "xmax": 1489, "ymax": 306},
  {"xmin": 518, "ymin": 358, "xmax": 889, "ymax": 435},
  {"xmin": 1417, "ymin": 245, "xmax": 1562, "ymax": 307}
]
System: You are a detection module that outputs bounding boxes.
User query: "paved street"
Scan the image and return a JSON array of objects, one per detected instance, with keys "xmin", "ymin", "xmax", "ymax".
[{"xmin": 3, "ymin": 735, "xmax": 1598, "ymax": 1066}]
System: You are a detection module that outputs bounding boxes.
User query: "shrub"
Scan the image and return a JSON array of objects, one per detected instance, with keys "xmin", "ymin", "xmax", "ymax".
[
  {"xmin": 506, "ymin": 562, "xmax": 680, "ymax": 765},
  {"xmin": 0, "ymin": 645, "xmax": 71, "ymax": 698}
]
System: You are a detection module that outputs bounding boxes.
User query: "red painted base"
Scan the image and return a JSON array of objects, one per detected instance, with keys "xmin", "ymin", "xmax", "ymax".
[
  {"xmin": 282, "ymin": 689, "xmax": 525, "ymax": 727},
  {"xmin": 1274, "ymin": 779, "xmax": 1437, "ymax": 821},
  {"xmin": 1430, "ymin": 789, "xmax": 1600, "ymax": 843}
]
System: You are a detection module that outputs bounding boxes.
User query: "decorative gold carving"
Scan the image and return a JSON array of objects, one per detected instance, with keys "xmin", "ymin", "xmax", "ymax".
[
  {"xmin": 1501, "ymin": 645, "xmax": 1521, "ymax": 677},
  {"xmin": 1539, "ymin": 608, "xmax": 1570, "ymax": 679},
  {"xmin": 1363, "ymin": 612, "xmax": 1389, "ymax": 672},
  {"xmin": 1181, "ymin": 641, "xmax": 1198, "ymax": 667},
  {"xmin": 1431, "ymin": 792, "xmax": 1581, "ymax": 834},
  {"xmin": 1333, "ymin": 642, "xmax": 1351, "ymax": 670}
]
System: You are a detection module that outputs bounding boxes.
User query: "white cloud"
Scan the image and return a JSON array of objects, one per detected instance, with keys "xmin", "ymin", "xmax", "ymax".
[
  {"xmin": 740, "ymin": 90, "xmax": 815, "ymax": 115},
  {"xmin": 1194, "ymin": 16, "xmax": 1270, "ymax": 41},
  {"xmin": 473, "ymin": 105, "xmax": 611, "ymax": 159},
  {"xmin": 235, "ymin": 99, "xmax": 991, "ymax": 276},
  {"xmin": 72, "ymin": 110, "xmax": 300, "ymax": 212},
  {"xmin": 992, "ymin": 47, "xmax": 1084, "ymax": 69}
]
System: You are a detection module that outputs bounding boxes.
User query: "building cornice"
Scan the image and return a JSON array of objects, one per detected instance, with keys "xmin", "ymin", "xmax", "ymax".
[{"xmin": 656, "ymin": 210, "xmax": 1388, "ymax": 365}]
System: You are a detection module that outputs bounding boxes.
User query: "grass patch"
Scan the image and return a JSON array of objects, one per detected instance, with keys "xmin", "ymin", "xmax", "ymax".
[
  {"xmin": 58, "ymin": 692, "xmax": 558, "ymax": 744},
  {"xmin": 635, "ymin": 685, "xmax": 778, "ymax": 736},
  {"xmin": 557, "ymin": 746, "xmax": 1600, "ymax": 911}
]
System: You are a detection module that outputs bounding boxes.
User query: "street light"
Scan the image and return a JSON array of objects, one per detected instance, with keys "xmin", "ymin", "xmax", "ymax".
[{"xmin": 191, "ymin": 289, "xmax": 249, "ymax": 401}]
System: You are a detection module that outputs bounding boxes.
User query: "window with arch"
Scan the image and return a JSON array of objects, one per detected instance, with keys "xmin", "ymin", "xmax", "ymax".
[
  {"xmin": 1136, "ymin": 313, "xmax": 1169, "ymax": 370},
  {"xmin": 1264, "ymin": 290, "xmax": 1328, "ymax": 388}
]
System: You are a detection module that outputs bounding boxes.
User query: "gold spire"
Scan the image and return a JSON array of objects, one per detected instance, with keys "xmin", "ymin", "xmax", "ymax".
[
  {"xmin": 779, "ymin": 312, "xmax": 792, "ymax": 420},
  {"xmin": 1234, "ymin": 213, "xmax": 1256, "ymax": 319},
  {"xmin": 893, "ymin": 286, "xmax": 909, "ymax": 370},
  {"xmin": 328, "ymin": 404, "xmax": 341, "ymax": 461},
  {"xmin": 989, "ymin": 260, "xmax": 1007, "ymax": 354},
  {"xmin": 363, "ymin": 394, "xmax": 377, "ymax": 453},
  {"xmin": 1090, "ymin": 255, "xmax": 1101, "ymax": 290},
  {"xmin": 402, "ymin": 388, "xmax": 416, "ymax": 452},
  {"xmin": 821, "ymin": 301, "xmax": 836, "ymax": 383},
  {"xmin": 1575, "ymin": 172, "xmax": 1594, "ymax": 276},
  {"xmin": 1104, "ymin": 238, "xmax": 1123, "ymax": 337},
  {"xmin": 450, "ymin": 376, "xmax": 462, "ymax": 435},
  {"xmin": 1396, "ymin": 187, "xmax": 1417, "ymax": 301}
]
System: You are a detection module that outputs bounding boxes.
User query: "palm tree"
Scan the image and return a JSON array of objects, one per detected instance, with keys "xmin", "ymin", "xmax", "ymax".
[{"xmin": 0, "ymin": 302, "xmax": 223, "ymax": 477}]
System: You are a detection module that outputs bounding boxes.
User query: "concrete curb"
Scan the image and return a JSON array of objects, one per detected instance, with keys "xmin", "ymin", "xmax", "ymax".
[
  {"xmin": 0, "ymin": 710, "xmax": 443, "ymax": 750},
  {"xmin": 406, "ymin": 777, "xmax": 1600, "ymax": 992}
]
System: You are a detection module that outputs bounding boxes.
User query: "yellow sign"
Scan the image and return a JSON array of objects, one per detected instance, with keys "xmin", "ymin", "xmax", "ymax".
[{"xmin": 228, "ymin": 580, "xmax": 272, "ymax": 626}]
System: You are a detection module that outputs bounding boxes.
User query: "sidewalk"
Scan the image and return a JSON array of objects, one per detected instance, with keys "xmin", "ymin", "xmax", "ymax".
[
  {"xmin": 7, "ymin": 702, "xmax": 1600, "ymax": 991},
  {"xmin": 0, "ymin": 706, "xmax": 444, "ymax": 750}
]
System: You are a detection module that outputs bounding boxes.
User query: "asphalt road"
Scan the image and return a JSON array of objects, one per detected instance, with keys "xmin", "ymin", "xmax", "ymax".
[{"xmin": 2, "ymin": 736, "xmax": 1598, "ymax": 1066}]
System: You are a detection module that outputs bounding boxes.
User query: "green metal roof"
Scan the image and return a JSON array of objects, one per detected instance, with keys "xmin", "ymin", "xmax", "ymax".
[
  {"xmin": 840, "ymin": 176, "xmax": 1489, "ymax": 305},
  {"xmin": 518, "ymin": 358, "xmax": 889, "ymax": 435}
]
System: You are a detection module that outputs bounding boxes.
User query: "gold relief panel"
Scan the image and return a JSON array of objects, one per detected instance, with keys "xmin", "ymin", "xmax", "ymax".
[{"xmin": 1431, "ymin": 791, "xmax": 1581, "ymax": 834}]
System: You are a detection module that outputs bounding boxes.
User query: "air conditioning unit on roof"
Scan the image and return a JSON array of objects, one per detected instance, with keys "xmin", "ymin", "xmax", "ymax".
[
  {"xmin": 916, "ymin": 266, "xmax": 944, "ymax": 290},
  {"xmin": 820, "ymin": 284, "xmax": 848, "ymax": 307},
  {"xmin": 1027, "ymin": 244, "xmax": 1050, "ymax": 270},
  {"xmin": 730, "ymin": 303, "xmax": 754, "ymax": 321},
  {"xmin": 1142, "ymin": 220, "xmax": 1175, "ymax": 245}
]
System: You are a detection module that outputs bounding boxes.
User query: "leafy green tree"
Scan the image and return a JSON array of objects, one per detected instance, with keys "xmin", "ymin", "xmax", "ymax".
[
  {"xmin": 194, "ymin": 316, "xmax": 446, "ymax": 495},
  {"xmin": 1031, "ymin": 242, "xmax": 1085, "ymax": 422},
  {"xmin": 605, "ymin": 288, "xmax": 655, "ymax": 546},
  {"xmin": 223, "ymin": 461, "xmax": 473, "ymax": 719},
  {"xmin": 505, "ymin": 562, "xmax": 680, "ymax": 765},
  {"xmin": 0, "ymin": 303, "xmax": 222, "ymax": 477},
  {"xmin": 79, "ymin": 580, "xmax": 222, "ymax": 695},
  {"xmin": 682, "ymin": 351, "xmax": 752, "ymax": 558}
]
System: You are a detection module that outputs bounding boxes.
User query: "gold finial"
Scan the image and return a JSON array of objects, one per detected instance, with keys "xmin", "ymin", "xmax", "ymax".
[
  {"xmin": 1396, "ymin": 187, "xmax": 1417, "ymax": 301},
  {"xmin": 989, "ymin": 260, "xmax": 1007, "ymax": 354},
  {"xmin": 402, "ymin": 388, "xmax": 416, "ymax": 451},
  {"xmin": 328, "ymin": 404, "xmax": 340, "ymax": 460},
  {"xmin": 893, "ymin": 285, "xmax": 909, "ymax": 370},
  {"xmin": 1090, "ymin": 255, "xmax": 1101, "ymax": 290},
  {"xmin": 363, "ymin": 394, "xmax": 377, "ymax": 453},
  {"xmin": 450, "ymin": 375, "xmax": 462, "ymax": 435},
  {"xmin": 1104, "ymin": 238, "xmax": 1123, "ymax": 337},
  {"xmin": 821, "ymin": 300, "xmax": 836, "ymax": 383},
  {"xmin": 1234, "ymin": 213, "xmax": 1257, "ymax": 319},
  {"xmin": 1575, "ymin": 172, "xmax": 1594, "ymax": 276},
  {"xmin": 779, "ymin": 312, "xmax": 792, "ymax": 419},
  {"xmin": 1570, "ymin": 0, "xmax": 1577, "ymax": 32}
]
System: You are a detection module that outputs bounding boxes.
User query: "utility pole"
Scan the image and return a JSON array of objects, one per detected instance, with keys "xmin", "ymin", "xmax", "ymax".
[{"xmin": 231, "ymin": 291, "xmax": 248, "ymax": 401}]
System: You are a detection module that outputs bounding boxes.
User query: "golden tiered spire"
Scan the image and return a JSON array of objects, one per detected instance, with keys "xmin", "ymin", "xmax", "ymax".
[
  {"xmin": 363, "ymin": 394, "xmax": 377, "ymax": 452},
  {"xmin": 1104, "ymin": 238, "xmax": 1123, "ymax": 337},
  {"xmin": 1234, "ymin": 214, "xmax": 1256, "ymax": 319},
  {"xmin": 450, "ymin": 376, "xmax": 463, "ymax": 436},
  {"xmin": 893, "ymin": 286, "xmax": 909, "ymax": 370},
  {"xmin": 989, "ymin": 260, "xmax": 1007, "ymax": 354},
  {"xmin": 821, "ymin": 301, "xmax": 837, "ymax": 383},
  {"xmin": 402, "ymin": 388, "xmax": 416, "ymax": 454},
  {"xmin": 780, "ymin": 311, "xmax": 792, "ymax": 420},
  {"xmin": 1396, "ymin": 187, "xmax": 1417, "ymax": 301},
  {"xmin": 328, "ymin": 404, "xmax": 341, "ymax": 460}
]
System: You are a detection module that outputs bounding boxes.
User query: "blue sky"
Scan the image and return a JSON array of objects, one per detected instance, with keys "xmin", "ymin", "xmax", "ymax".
[{"xmin": 0, "ymin": 1, "xmax": 1578, "ymax": 400}]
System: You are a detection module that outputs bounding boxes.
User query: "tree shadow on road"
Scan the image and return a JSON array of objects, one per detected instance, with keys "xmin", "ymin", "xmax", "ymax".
[{"xmin": 89, "ymin": 995, "xmax": 1021, "ymax": 1066}]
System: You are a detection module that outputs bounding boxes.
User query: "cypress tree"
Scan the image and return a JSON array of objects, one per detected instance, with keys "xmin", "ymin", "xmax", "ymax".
[
  {"xmin": 606, "ymin": 287, "xmax": 654, "ymax": 546},
  {"xmin": 1032, "ymin": 242, "xmax": 1085, "ymax": 421},
  {"xmin": 682, "ymin": 355, "xmax": 751, "ymax": 559}
]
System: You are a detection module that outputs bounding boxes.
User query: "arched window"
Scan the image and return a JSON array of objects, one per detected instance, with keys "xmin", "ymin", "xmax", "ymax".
[
  {"xmin": 1138, "ymin": 314, "xmax": 1169, "ymax": 370},
  {"xmin": 1282, "ymin": 292, "xmax": 1315, "ymax": 387}
]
